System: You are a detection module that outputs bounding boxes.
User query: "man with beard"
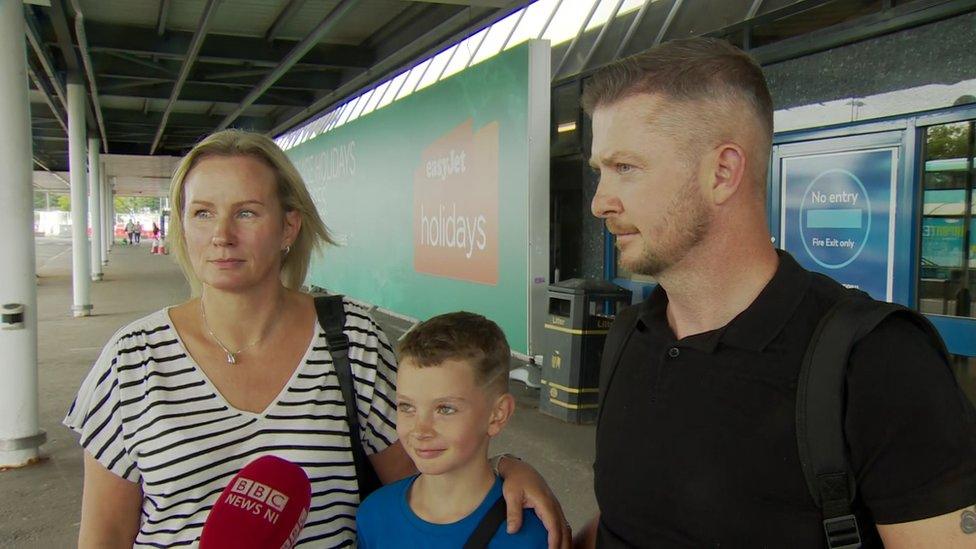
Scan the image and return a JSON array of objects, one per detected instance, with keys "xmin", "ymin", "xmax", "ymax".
[{"xmin": 574, "ymin": 37, "xmax": 976, "ymax": 548}]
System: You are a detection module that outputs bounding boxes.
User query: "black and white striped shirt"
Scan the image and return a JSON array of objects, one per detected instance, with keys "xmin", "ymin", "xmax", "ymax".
[{"xmin": 64, "ymin": 298, "xmax": 399, "ymax": 548}]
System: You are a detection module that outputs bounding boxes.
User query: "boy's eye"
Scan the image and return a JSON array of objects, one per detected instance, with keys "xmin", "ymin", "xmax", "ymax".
[
  {"xmin": 397, "ymin": 403, "xmax": 414, "ymax": 414},
  {"xmin": 237, "ymin": 209, "xmax": 256, "ymax": 218},
  {"xmin": 436, "ymin": 405, "xmax": 457, "ymax": 415},
  {"xmin": 616, "ymin": 163, "xmax": 633, "ymax": 174}
]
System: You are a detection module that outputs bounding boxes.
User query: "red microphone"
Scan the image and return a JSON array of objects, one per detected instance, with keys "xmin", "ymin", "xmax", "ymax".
[{"xmin": 199, "ymin": 455, "xmax": 312, "ymax": 549}]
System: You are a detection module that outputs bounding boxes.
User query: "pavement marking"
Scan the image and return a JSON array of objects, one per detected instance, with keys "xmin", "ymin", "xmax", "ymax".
[{"xmin": 38, "ymin": 246, "xmax": 72, "ymax": 271}]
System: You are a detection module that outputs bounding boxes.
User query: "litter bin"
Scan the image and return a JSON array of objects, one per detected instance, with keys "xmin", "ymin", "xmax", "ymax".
[{"xmin": 539, "ymin": 279, "xmax": 631, "ymax": 423}]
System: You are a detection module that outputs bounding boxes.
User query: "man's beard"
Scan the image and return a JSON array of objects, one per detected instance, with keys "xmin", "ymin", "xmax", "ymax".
[{"xmin": 621, "ymin": 180, "xmax": 711, "ymax": 276}]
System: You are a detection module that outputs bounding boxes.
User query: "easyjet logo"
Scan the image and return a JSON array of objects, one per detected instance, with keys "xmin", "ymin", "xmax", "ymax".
[{"xmin": 413, "ymin": 119, "xmax": 499, "ymax": 285}]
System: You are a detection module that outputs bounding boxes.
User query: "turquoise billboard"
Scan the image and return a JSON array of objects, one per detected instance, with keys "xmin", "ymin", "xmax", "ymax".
[{"xmin": 286, "ymin": 41, "xmax": 550, "ymax": 353}]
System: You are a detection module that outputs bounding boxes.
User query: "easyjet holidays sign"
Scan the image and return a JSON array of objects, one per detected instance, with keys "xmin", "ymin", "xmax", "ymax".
[{"xmin": 413, "ymin": 119, "xmax": 499, "ymax": 285}]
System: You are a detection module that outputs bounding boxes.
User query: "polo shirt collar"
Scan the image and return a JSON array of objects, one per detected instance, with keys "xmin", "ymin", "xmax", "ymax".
[{"xmin": 635, "ymin": 250, "xmax": 810, "ymax": 353}]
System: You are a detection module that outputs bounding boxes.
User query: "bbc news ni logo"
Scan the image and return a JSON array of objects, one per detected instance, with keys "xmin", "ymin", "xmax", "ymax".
[{"xmin": 225, "ymin": 477, "xmax": 290, "ymax": 524}]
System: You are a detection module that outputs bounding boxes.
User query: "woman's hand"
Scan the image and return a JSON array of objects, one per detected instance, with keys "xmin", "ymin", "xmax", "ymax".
[{"xmin": 497, "ymin": 455, "xmax": 571, "ymax": 549}]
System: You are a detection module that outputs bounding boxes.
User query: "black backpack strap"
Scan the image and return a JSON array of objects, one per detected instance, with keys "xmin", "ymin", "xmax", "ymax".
[
  {"xmin": 596, "ymin": 305, "xmax": 641, "ymax": 429},
  {"xmin": 463, "ymin": 495, "xmax": 507, "ymax": 549},
  {"xmin": 314, "ymin": 295, "xmax": 382, "ymax": 500},
  {"xmin": 797, "ymin": 296, "xmax": 951, "ymax": 549}
]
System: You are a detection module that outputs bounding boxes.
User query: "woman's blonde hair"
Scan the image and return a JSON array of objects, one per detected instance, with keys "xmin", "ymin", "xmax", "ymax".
[{"xmin": 167, "ymin": 129, "xmax": 334, "ymax": 295}]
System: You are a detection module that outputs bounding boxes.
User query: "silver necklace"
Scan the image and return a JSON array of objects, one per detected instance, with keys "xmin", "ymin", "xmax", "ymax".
[{"xmin": 200, "ymin": 299, "xmax": 266, "ymax": 364}]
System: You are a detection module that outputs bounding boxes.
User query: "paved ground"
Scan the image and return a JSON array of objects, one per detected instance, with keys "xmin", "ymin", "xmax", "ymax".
[{"xmin": 0, "ymin": 238, "xmax": 598, "ymax": 548}]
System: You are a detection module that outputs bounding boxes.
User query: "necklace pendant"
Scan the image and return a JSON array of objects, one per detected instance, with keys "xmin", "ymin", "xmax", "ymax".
[{"xmin": 226, "ymin": 353, "xmax": 237, "ymax": 364}]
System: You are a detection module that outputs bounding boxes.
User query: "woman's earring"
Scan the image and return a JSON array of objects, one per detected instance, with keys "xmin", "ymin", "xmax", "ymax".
[{"xmin": 283, "ymin": 245, "xmax": 291, "ymax": 255}]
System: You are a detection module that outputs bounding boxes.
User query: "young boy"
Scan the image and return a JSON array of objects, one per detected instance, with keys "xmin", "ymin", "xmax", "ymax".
[{"xmin": 356, "ymin": 312, "xmax": 549, "ymax": 548}]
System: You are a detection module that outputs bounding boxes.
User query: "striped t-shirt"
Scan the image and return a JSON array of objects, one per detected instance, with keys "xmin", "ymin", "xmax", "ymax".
[{"xmin": 63, "ymin": 298, "xmax": 399, "ymax": 548}]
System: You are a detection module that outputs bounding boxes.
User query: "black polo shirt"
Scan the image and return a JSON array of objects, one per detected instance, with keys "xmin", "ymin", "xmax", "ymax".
[{"xmin": 594, "ymin": 251, "xmax": 976, "ymax": 548}]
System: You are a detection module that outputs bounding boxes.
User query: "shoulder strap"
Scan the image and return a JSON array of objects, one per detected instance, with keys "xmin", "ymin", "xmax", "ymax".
[
  {"xmin": 314, "ymin": 295, "xmax": 382, "ymax": 500},
  {"xmin": 796, "ymin": 295, "xmax": 950, "ymax": 549},
  {"xmin": 596, "ymin": 305, "xmax": 641, "ymax": 429},
  {"xmin": 463, "ymin": 495, "xmax": 507, "ymax": 549}
]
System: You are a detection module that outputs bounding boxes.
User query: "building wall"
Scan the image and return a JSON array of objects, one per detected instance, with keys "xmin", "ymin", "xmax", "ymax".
[{"xmin": 765, "ymin": 11, "xmax": 976, "ymax": 132}]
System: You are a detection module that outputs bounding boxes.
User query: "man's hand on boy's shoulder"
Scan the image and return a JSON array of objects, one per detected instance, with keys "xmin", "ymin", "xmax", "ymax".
[
  {"xmin": 497, "ymin": 456, "xmax": 571, "ymax": 549},
  {"xmin": 498, "ymin": 509, "xmax": 549, "ymax": 547}
]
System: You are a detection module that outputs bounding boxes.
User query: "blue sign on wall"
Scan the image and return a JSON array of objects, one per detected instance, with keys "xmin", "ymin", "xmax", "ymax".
[{"xmin": 781, "ymin": 149, "xmax": 897, "ymax": 301}]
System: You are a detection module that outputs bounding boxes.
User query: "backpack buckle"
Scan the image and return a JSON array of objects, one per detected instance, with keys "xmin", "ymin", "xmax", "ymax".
[{"xmin": 823, "ymin": 514, "xmax": 861, "ymax": 549}]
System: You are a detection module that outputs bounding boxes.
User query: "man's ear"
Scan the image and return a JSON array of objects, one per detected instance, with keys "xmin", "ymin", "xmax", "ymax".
[
  {"xmin": 706, "ymin": 143, "xmax": 747, "ymax": 206},
  {"xmin": 487, "ymin": 393, "xmax": 516, "ymax": 437}
]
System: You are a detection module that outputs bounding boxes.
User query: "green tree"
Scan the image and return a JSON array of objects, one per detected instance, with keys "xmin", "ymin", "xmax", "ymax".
[
  {"xmin": 56, "ymin": 195, "xmax": 71, "ymax": 211},
  {"xmin": 925, "ymin": 123, "xmax": 970, "ymax": 160},
  {"xmin": 114, "ymin": 196, "xmax": 161, "ymax": 214}
]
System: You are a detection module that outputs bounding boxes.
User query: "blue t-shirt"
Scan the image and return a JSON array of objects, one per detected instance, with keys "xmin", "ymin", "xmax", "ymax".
[{"xmin": 357, "ymin": 475, "xmax": 548, "ymax": 548}]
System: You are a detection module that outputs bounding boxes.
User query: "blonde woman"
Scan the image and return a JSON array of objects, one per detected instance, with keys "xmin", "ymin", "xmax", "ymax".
[{"xmin": 65, "ymin": 130, "xmax": 569, "ymax": 548}]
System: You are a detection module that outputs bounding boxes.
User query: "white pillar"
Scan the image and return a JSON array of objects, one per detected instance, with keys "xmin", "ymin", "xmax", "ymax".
[
  {"xmin": 68, "ymin": 81, "xmax": 92, "ymax": 317},
  {"xmin": 110, "ymin": 180, "xmax": 117, "ymax": 250},
  {"xmin": 0, "ymin": 1, "xmax": 44, "ymax": 467},
  {"xmin": 101, "ymin": 171, "xmax": 109, "ymax": 265},
  {"xmin": 88, "ymin": 138, "xmax": 103, "ymax": 281}
]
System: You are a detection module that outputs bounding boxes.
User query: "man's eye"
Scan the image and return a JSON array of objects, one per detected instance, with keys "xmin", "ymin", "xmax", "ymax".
[
  {"xmin": 237, "ymin": 210, "xmax": 256, "ymax": 218},
  {"xmin": 616, "ymin": 163, "xmax": 633, "ymax": 174},
  {"xmin": 397, "ymin": 403, "xmax": 414, "ymax": 413},
  {"xmin": 436, "ymin": 405, "xmax": 457, "ymax": 415}
]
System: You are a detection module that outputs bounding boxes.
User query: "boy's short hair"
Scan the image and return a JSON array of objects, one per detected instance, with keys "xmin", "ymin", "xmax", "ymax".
[{"xmin": 398, "ymin": 312, "xmax": 510, "ymax": 394}]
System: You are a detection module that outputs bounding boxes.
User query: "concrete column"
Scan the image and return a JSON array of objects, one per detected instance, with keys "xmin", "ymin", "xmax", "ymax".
[
  {"xmin": 110, "ymin": 180, "xmax": 117, "ymax": 249},
  {"xmin": 0, "ymin": 1, "xmax": 45, "ymax": 467},
  {"xmin": 68, "ymin": 81, "xmax": 92, "ymax": 317},
  {"xmin": 101, "ymin": 171, "xmax": 109, "ymax": 265},
  {"xmin": 88, "ymin": 138, "xmax": 103, "ymax": 281}
]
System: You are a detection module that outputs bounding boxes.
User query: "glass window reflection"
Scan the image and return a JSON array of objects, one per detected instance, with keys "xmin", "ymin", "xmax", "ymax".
[{"xmin": 918, "ymin": 121, "xmax": 975, "ymax": 318}]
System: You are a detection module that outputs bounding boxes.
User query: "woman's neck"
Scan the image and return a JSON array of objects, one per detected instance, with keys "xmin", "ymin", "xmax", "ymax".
[
  {"xmin": 199, "ymin": 282, "xmax": 288, "ymax": 348},
  {"xmin": 408, "ymin": 456, "xmax": 496, "ymax": 524}
]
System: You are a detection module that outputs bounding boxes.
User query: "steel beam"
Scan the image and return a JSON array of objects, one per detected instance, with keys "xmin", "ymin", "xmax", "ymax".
[
  {"xmin": 270, "ymin": 1, "xmax": 521, "ymax": 136},
  {"xmin": 265, "ymin": 0, "xmax": 307, "ymax": 42},
  {"xmin": 100, "ymin": 80, "xmax": 311, "ymax": 106},
  {"xmin": 27, "ymin": 63, "xmax": 66, "ymax": 132},
  {"xmin": 580, "ymin": 0, "xmax": 625, "ymax": 73},
  {"xmin": 654, "ymin": 0, "xmax": 686, "ymax": 46},
  {"xmin": 217, "ymin": 0, "xmax": 360, "ymax": 130},
  {"xmin": 552, "ymin": 0, "xmax": 601, "ymax": 79},
  {"xmin": 151, "ymin": 0, "xmax": 221, "ymax": 154},
  {"xmin": 24, "ymin": 9, "xmax": 66, "ymax": 111},
  {"xmin": 614, "ymin": 0, "xmax": 652, "ymax": 59},
  {"xmin": 156, "ymin": 0, "xmax": 170, "ymax": 35},
  {"xmin": 81, "ymin": 21, "xmax": 373, "ymax": 70},
  {"xmin": 103, "ymin": 51, "xmax": 179, "ymax": 78}
]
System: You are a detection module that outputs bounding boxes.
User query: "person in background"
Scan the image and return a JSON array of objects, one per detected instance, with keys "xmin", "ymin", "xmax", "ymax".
[
  {"xmin": 124, "ymin": 218, "xmax": 135, "ymax": 244},
  {"xmin": 64, "ymin": 130, "xmax": 571, "ymax": 548},
  {"xmin": 575, "ymin": 37, "xmax": 976, "ymax": 548},
  {"xmin": 357, "ymin": 312, "xmax": 549, "ymax": 548}
]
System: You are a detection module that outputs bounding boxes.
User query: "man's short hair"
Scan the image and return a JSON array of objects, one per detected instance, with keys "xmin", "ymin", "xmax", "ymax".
[
  {"xmin": 398, "ymin": 312, "xmax": 510, "ymax": 394},
  {"xmin": 582, "ymin": 37, "xmax": 773, "ymax": 146}
]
